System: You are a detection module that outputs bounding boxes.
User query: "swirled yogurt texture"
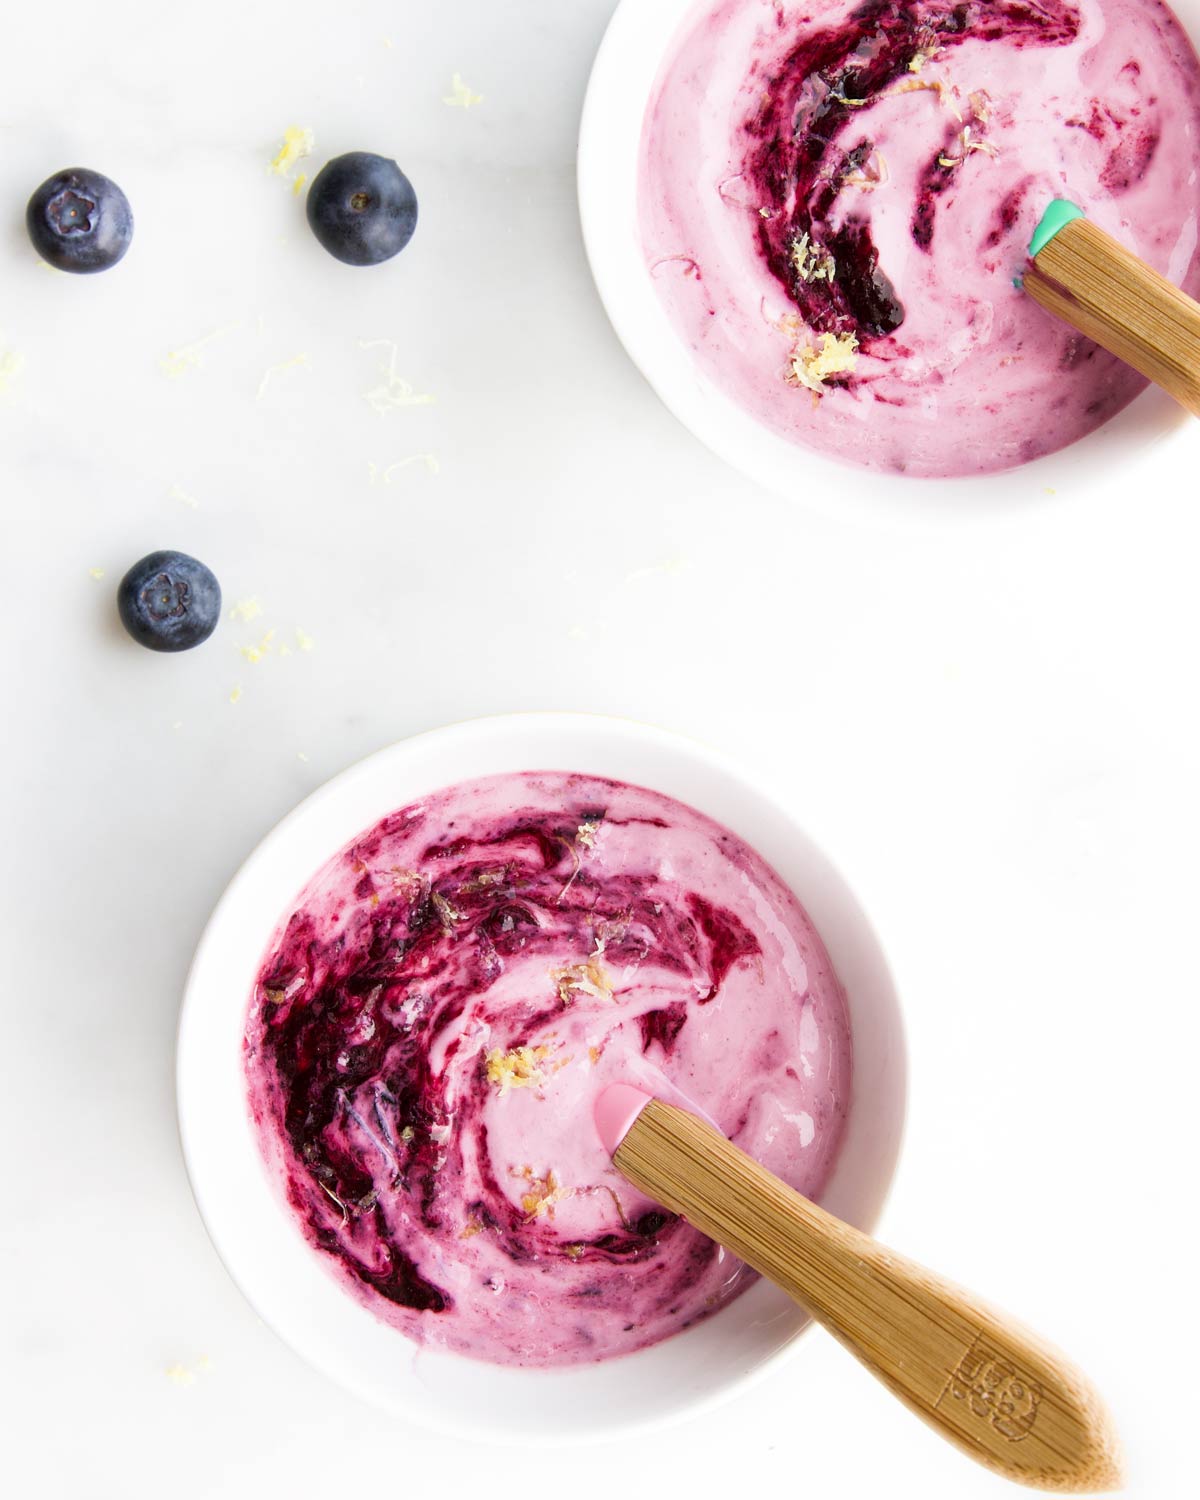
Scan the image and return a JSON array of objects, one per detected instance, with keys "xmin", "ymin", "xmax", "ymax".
[
  {"xmin": 639, "ymin": 0, "xmax": 1200, "ymax": 476},
  {"xmin": 244, "ymin": 772, "xmax": 851, "ymax": 1367}
]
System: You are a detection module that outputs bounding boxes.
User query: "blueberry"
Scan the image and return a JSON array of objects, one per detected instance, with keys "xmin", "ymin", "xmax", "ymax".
[
  {"xmin": 117, "ymin": 551, "xmax": 221, "ymax": 653},
  {"xmin": 26, "ymin": 168, "xmax": 133, "ymax": 274},
  {"xmin": 306, "ymin": 152, "xmax": 418, "ymax": 266}
]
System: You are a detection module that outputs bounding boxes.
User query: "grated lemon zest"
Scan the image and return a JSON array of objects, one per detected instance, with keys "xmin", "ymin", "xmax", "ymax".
[
  {"xmin": 842, "ymin": 151, "xmax": 889, "ymax": 191},
  {"xmin": 295, "ymin": 626, "xmax": 315, "ymax": 652},
  {"xmin": 383, "ymin": 453, "xmax": 440, "ymax": 482},
  {"xmin": 257, "ymin": 352, "xmax": 311, "ymax": 400},
  {"xmin": 89, "ymin": 567, "xmax": 105, "ymax": 581},
  {"xmin": 790, "ymin": 232, "xmax": 836, "ymax": 282},
  {"xmin": 269, "ymin": 125, "xmax": 315, "ymax": 180},
  {"xmin": 443, "ymin": 72, "xmax": 484, "ymax": 109},
  {"xmin": 239, "ymin": 628, "xmax": 276, "ymax": 664},
  {"xmin": 487, "ymin": 1045, "xmax": 552, "ymax": 1094},
  {"xmin": 160, "ymin": 326, "xmax": 237, "ymax": 379},
  {"xmin": 431, "ymin": 891, "xmax": 462, "ymax": 933},
  {"xmin": 166, "ymin": 1356, "xmax": 212, "ymax": 1385},
  {"xmin": 229, "ymin": 684, "xmax": 244, "ymax": 704},
  {"xmin": 515, "ymin": 1165, "xmax": 572, "ymax": 1220},
  {"xmin": 169, "ymin": 482, "xmax": 199, "ymax": 510},
  {"xmin": 625, "ymin": 556, "xmax": 690, "ymax": 584},
  {"xmin": 551, "ymin": 955, "xmax": 614, "ymax": 1006},
  {"xmin": 939, "ymin": 125, "xmax": 1000, "ymax": 168},
  {"xmin": 0, "ymin": 347, "xmax": 25, "ymax": 394},
  {"xmin": 843, "ymin": 74, "xmax": 962, "ymax": 122},
  {"xmin": 789, "ymin": 331, "xmax": 859, "ymax": 394},
  {"xmin": 230, "ymin": 596, "xmax": 263, "ymax": 624},
  {"xmin": 358, "ymin": 339, "xmax": 436, "ymax": 414}
]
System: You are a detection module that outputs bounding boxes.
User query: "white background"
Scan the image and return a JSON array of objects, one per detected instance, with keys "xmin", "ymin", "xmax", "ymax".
[{"xmin": 1, "ymin": 1, "xmax": 1196, "ymax": 1495}]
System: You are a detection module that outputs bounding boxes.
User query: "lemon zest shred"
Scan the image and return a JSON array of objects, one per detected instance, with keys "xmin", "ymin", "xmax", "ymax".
[
  {"xmin": 575, "ymin": 820, "xmax": 601, "ymax": 850},
  {"xmin": 382, "ymin": 453, "xmax": 441, "ymax": 482},
  {"xmin": 239, "ymin": 628, "xmax": 276, "ymax": 664},
  {"xmin": 842, "ymin": 150, "xmax": 889, "ymax": 190},
  {"xmin": 160, "ymin": 326, "xmax": 237, "ymax": 379},
  {"xmin": 514, "ymin": 1165, "xmax": 571, "ymax": 1220},
  {"xmin": 790, "ymin": 232, "xmax": 836, "ymax": 282},
  {"xmin": 0, "ymin": 348, "xmax": 25, "ymax": 393},
  {"xmin": 168, "ymin": 482, "xmax": 199, "ymax": 509},
  {"xmin": 486, "ymin": 1045, "xmax": 552, "ymax": 1095},
  {"xmin": 788, "ymin": 331, "xmax": 859, "ymax": 395},
  {"xmin": 257, "ymin": 352, "xmax": 311, "ymax": 400},
  {"xmin": 269, "ymin": 125, "xmax": 315, "ymax": 179},
  {"xmin": 229, "ymin": 596, "xmax": 263, "ymax": 624},
  {"xmin": 551, "ymin": 955, "xmax": 614, "ymax": 1006},
  {"xmin": 358, "ymin": 339, "xmax": 436, "ymax": 414},
  {"xmin": 625, "ymin": 556, "xmax": 689, "ymax": 584},
  {"xmin": 444, "ymin": 73, "xmax": 484, "ymax": 109}
]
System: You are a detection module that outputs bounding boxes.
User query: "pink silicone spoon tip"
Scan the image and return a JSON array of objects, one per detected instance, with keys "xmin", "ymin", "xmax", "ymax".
[{"xmin": 594, "ymin": 1083, "xmax": 652, "ymax": 1156}]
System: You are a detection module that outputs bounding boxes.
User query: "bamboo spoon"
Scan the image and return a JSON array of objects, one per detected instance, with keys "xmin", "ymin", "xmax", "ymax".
[
  {"xmin": 1025, "ymin": 198, "xmax": 1200, "ymax": 417},
  {"xmin": 596, "ymin": 1085, "xmax": 1121, "ymax": 1494}
]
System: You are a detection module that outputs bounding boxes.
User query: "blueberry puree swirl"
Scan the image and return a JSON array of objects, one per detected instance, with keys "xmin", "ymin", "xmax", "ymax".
[
  {"xmin": 244, "ymin": 772, "xmax": 852, "ymax": 1367},
  {"xmin": 745, "ymin": 2, "xmax": 1081, "ymax": 344},
  {"xmin": 639, "ymin": 0, "xmax": 1200, "ymax": 475}
]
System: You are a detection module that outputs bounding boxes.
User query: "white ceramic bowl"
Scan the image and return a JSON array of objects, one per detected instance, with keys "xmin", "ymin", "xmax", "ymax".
[
  {"xmin": 578, "ymin": 0, "xmax": 1200, "ymax": 518},
  {"xmin": 177, "ymin": 713, "xmax": 906, "ymax": 1441}
]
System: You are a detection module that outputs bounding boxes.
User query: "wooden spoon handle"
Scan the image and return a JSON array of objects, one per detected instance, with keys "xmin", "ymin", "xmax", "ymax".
[
  {"xmin": 614, "ymin": 1100, "xmax": 1120, "ymax": 1493},
  {"xmin": 1024, "ymin": 210, "xmax": 1200, "ymax": 417}
]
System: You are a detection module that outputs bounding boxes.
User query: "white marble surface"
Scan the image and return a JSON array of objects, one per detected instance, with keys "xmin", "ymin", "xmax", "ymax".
[{"xmin": 1, "ymin": 1, "xmax": 1197, "ymax": 1494}]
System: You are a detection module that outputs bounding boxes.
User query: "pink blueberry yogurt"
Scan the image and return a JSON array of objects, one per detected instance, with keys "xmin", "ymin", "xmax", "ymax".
[
  {"xmin": 639, "ymin": 0, "xmax": 1200, "ymax": 476},
  {"xmin": 244, "ymin": 771, "xmax": 852, "ymax": 1367}
]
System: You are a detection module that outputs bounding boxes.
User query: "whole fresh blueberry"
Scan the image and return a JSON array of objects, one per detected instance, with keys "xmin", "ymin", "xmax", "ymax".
[
  {"xmin": 117, "ymin": 551, "xmax": 221, "ymax": 653},
  {"xmin": 26, "ymin": 168, "xmax": 134, "ymax": 273},
  {"xmin": 306, "ymin": 152, "xmax": 418, "ymax": 266}
]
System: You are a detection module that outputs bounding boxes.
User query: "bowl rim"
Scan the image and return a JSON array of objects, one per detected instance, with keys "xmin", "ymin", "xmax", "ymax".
[{"xmin": 176, "ymin": 710, "xmax": 908, "ymax": 1443}]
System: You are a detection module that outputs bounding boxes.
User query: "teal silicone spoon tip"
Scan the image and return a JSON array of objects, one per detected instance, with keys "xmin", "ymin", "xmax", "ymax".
[{"xmin": 1030, "ymin": 199, "xmax": 1086, "ymax": 258}]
